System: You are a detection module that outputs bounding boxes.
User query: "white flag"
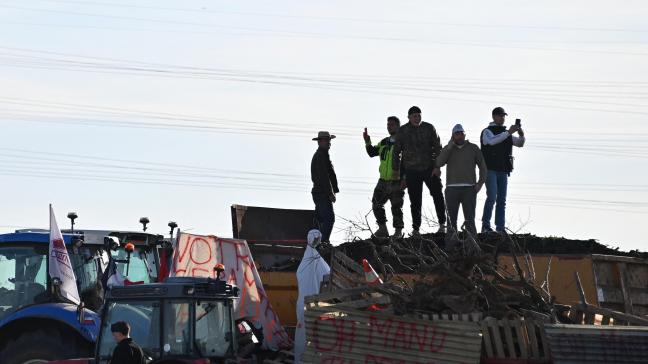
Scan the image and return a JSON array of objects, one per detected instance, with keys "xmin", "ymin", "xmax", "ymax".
[{"xmin": 49, "ymin": 205, "xmax": 80, "ymax": 305}]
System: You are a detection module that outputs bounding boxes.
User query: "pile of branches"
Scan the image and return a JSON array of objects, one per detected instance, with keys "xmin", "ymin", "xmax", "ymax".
[{"xmin": 325, "ymin": 231, "xmax": 563, "ymax": 321}]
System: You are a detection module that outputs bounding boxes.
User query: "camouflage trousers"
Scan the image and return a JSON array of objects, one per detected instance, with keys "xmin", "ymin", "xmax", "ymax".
[{"xmin": 371, "ymin": 179, "xmax": 404, "ymax": 228}]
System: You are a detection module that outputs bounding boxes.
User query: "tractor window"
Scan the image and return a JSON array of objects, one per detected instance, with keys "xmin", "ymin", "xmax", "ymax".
[
  {"xmin": 0, "ymin": 247, "xmax": 48, "ymax": 321},
  {"xmin": 110, "ymin": 249, "xmax": 154, "ymax": 284},
  {"xmin": 163, "ymin": 301, "xmax": 192, "ymax": 356},
  {"xmin": 70, "ymin": 250, "xmax": 103, "ymax": 311},
  {"xmin": 70, "ymin": 248, "xmax": 99, "ymax": 292},
  {"xmin": 195, "ymin": 300, "xmax": 232, "ymax": 358},
  {"xmin": 98, "ymin": 300, "xmax": 161, "ymax": 364}
]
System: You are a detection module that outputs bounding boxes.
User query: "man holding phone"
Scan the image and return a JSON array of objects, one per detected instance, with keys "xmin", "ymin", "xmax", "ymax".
[{"xmin": 480, "ymin": 107, "xmax": 526, "ymax": 233}]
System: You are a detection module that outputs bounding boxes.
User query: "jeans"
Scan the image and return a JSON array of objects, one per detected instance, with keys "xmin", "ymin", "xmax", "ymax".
[
  {"xmin": 405, "ymin": 168, "xmax": 446, "ymax": 230},
  {"xmin": 445, "ymin": 186, "xmax": 477, "ymax": 235},
  {"xmin": 371, "ymin": 179, "xmax": 405, "ymax": 229},
  {"xmin": 312, "ymin": 193, "xmax": 335, "ymax": 242},
  {"xmin": 482, "ymin": 170, "xmax": 508, "ymax": 231}
]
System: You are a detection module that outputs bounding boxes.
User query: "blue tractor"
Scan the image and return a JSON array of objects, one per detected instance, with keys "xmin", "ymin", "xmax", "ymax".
[{"xmin": 0, "ymin": 227, "xmax": 166, "ymax": 364}]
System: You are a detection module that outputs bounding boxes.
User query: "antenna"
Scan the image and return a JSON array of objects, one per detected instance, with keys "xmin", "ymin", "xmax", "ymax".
[
  {"xmin": 139, "ymin": 217, "xmax": 150, "ymax": 232},
  {"xmin": 67, "ymin": 212, "xmax": 78, "ymax": 232},
  {"xmin": 168, "ymin": 221, "xmax": 178, "ymax": 240}
]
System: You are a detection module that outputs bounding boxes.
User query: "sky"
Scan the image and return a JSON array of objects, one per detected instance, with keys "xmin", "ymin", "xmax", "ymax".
[{"xmin": 0, "ymin": 0, "xmax": 646, "ymax": 251}]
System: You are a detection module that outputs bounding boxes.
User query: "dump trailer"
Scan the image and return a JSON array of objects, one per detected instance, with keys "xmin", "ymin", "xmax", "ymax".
[
  {"xmin": 232, "ymin": 205, "xmax": 648, "ymax": 330},
  {"xmin": 0, "ymin": 229, "xmax": 164, "ymax": 364},
  {"xmin": 231, "ymin": 204, "xmax": 311, "ymax": 329}
]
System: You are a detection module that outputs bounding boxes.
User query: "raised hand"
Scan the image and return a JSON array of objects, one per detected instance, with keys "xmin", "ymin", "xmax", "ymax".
[{"xmin": 508, "ymin": 125, "xmax": 521, "ymax": 134}]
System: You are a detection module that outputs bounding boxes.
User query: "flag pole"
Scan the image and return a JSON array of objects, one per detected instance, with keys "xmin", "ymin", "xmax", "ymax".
[{"xmin": 47, "ymin": 204, "xmax": 51, "ymax": 293}]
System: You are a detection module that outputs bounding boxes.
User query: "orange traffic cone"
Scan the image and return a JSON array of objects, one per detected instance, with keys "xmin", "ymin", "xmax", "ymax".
[{"xmin": 362, "ymin": 259, "xmax": 383, "ymax": 285}]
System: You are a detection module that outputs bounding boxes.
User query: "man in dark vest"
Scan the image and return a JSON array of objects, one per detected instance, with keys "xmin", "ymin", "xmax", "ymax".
[
  {"xmin": 480, "ymin": 107, "xmax": 526, "ymax": 233},
  {"xmin": 311, "ymin": 131, "xmax": 339, "ymax": 242}
]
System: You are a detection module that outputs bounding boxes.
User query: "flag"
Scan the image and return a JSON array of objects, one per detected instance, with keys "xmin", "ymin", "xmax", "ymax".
[
  {"xmin": 49, "ymin": 204, "xmax": 81, "ymax": 305},
  {"xmin": 101, "ymin": 254, "xmax": 144, "ymax": 287},
  {"xmin": 102, "ymin": 258, "xmax": 125, "ymax": 288}
]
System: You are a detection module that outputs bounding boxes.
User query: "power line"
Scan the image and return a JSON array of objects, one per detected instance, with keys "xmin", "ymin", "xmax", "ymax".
[
  {"xmin": 24, "ymin": 0, "xmax": 648, "ymax": 34},
  {"xmin": 3, "ymin": 5, "xmax": 648, "ymax": 56},
  {"xmin": 1, "ymin": 48, "xmax": 648, "ymax": 117},
  {"xmin": 0, "ymin": 147, "xmax": 646, "ymax": 208}
]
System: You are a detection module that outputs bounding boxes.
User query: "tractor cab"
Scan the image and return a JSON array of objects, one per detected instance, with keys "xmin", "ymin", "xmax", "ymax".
[
  {"xmin": 96, "ymin": 273, "xmax": 240, "ymax": 364},
  {"xmin": 0, "ymin": 229, "xmax": 163, "ymax": 319}
]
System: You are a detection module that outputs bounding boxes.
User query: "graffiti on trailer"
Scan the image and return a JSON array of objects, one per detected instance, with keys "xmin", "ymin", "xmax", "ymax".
[
  {"xmin": 309, "ymin": 314, "xmax": 449, "ymax": 363},
  {"xmin": 320, "ymin": 355, "xmax": 436, "ymax": 364},
  {"xmin": 313, "ymin": 314, "xmax": 447, "ymax": 353},
  {"xmin": 170, "ymin": 233, "xmax": 292, "ymax": 350}
]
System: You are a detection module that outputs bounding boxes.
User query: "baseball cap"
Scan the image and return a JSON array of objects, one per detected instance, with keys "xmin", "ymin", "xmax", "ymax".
[
  {"xmin": 408, "ymin": 106, "xmax": 422, "ymax": 116},
  {"xmin": 492, "ymin": 107, "xmax": 508, "ymax": 116}
]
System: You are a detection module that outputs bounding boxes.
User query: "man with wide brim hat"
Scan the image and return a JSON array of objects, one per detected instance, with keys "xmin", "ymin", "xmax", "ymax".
[
  {"xmin": 310, "ymin": 131, "xmax": 339, "ymax": 242},
  {"xmin": 312, "ymin": 131, "xmax": 336, "ymax": 141}
]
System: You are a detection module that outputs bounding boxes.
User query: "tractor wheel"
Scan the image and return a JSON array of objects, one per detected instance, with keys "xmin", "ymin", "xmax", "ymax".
[{"xmin": 0, "ymin": 329, "xmax": 88, "ymax": 364}]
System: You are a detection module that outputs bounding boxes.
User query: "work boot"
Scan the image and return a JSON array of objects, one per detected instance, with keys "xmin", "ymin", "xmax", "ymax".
[
  {"xmin": 410, "ymin": 228, "xmax": 421, "ymax": 238},
  {"xmin": 481, "ymin": 226, "xmax": 494, "ymax": 234},
  {"xmin": 436, "ymin": 224, "xmax": 446, "ymax": 234},
  {"xmin": 374, "ymin": 224, "xmax": 389, "ymax": 238},
  {"xmin": 392, "ymin": 228, "xmax": 403, "ymax": 239}
]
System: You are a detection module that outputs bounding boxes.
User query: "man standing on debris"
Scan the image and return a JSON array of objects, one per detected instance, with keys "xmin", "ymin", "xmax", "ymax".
[
  {"xmin": 363, "ymin": 116, "xmax": 405, "ymax": 238},
  {"xmin": 434, "ymin": 124, "xmax": 487, "ymax": 236},
  {"xmin": 311, "ymin": 131, "xmax": 339, "ymax": 242},
  {"xmin": 481, "ymin": 107, "xmax": 526, "ymax": 233},
  {"xmin": 392, "ymin": 106, "xmax": 447, "ymax": 236}
]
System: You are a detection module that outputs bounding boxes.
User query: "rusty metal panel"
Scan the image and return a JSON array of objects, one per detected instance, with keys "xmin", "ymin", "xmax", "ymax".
[
  {"xmin": 231, "ymin": 204, "xmax": 313, "ymax": 244},
  {"xmin": 231, "ymin": 204, "xmax": 313, "ymax": 269},
  {"xmin": 303, "ymin": 306, "xmax": 482, "ymax": 363},
  {"xmin": 592, "ymin": 255, "xmax": 648, "ymax": 315},
  {"xmin": 497, "ymin": 255, "xmax": 598, "ymax": 306},
  {"xmin": 545, "ymin": 324, "xmax": 648, "ymax": 363},
  {"xmin": 259, "ymin": 272, "xmax": 299, "ymax": 327}
]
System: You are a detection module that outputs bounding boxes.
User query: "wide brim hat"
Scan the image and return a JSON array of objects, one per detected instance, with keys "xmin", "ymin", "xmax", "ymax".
[{"xmin": 312, "ymin": 131, "xmax": 336, "ymax": 141}]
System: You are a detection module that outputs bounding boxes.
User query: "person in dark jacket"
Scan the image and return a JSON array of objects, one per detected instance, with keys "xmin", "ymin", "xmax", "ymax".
[
  {"xmin": 480, "ymin": 107, "xmax": 526, "ymax": 233},
  {"xmin": 392, "ymin": 106, "xmax": 447, "ymax": 236},
  {"xmin": 110, "ymin": 321, "xmax": 145, "ymax": 364},
  {"xmin": 311, "ymin": 131, "xmax": 339, "ymax": 242}
]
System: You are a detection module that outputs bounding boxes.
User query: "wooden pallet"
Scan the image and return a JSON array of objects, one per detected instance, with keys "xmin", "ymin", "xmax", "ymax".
[
  {"xmin": 481, "ymin": 317, "xmax": 550, "ymax": 362},
  {"xmin": 568, "ymin": 302, "xmax": 648, "ymax": 326},
  {"xmin": 571, "ymin": 271, "xmax": 648, "ymax": 326},
  {"xmin": 323, "ymin": 248, "xmax": 365, "ymax": 291},
  {"xmin": 305, "ymin": 285, "xmax": 392, "ymax": 311}
]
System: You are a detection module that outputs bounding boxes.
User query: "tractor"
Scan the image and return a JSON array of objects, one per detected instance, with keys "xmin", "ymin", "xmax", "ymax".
[
  {"xmin": 48, "ymin": 269, "xmax": 260, "ymax": 364},
  {"xmin": 0, "ymin": 225, "xmax": 166, "ymax": 364}
]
